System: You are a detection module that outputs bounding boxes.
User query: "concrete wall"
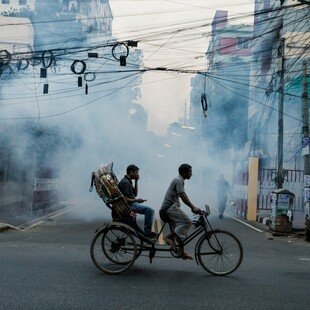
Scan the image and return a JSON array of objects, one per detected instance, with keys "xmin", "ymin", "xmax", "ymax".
[{"xmin": 0, "ymin": 181, "xmax": 33, "ymax": 218}]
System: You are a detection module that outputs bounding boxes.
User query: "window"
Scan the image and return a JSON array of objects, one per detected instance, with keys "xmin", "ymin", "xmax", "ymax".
[
  {"xmin": 19, "ymin": 0, "xmax": 27, "ymax": 5},
  {"xmin": 2, "ymin": 0, "xmax": 10, "ymax": 5}
]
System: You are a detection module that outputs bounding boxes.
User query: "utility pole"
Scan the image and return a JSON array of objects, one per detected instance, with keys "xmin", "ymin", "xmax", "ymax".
[
  {"xmin": 301, "ymin": 60, "xmax": 310, "ymax": 241},
  {"xmin": 184, "ymin": 100, "xmax": 187, "ymax": 126},
  {"xmin": 276, "ymin": 38, "xmax": 285, "ymax": 189}
]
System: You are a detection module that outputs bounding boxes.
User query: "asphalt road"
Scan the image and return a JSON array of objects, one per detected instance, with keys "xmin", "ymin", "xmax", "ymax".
[{"xmin": 0, "ymin": 204, "xmax": 309, "ymax": 310}]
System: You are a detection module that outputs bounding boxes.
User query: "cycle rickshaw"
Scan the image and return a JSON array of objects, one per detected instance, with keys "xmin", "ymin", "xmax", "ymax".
[{"xmin": 89, "ymin": 164, "xmax": 243, "ymax": 276}]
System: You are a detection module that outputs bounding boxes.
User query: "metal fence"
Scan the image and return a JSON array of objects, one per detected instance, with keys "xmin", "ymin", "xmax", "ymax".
[
  {"xmin": 32, "ymin": 178, "xmax": 59, "ymax": 212},
  {"xmin": 232, "ymin": 170, "xmax": 248, "ymax": 219},
  {"xmin": 258, "ymin": 169, "xmax": 304, "ymax": 211}
]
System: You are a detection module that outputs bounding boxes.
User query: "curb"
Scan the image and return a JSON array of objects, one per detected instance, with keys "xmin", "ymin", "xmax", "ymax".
[
  {"xmin": 0, "ymin": 201, "xmax": 80, "ymax": 233},
  {"xmin": 18, "ymin": 204, "xmax": 79, "ymax": 229},
  {"xmin": 255, "ymin": 215, "xmax": 306, "ymax": 239},
  {"xmin": 256, "ymin": 215, "xmax": 272, "ymax": 227},
  {"xmin": 0, "ymin": 223, "xmax": 9, "ymax": 233},
  {"xmin": 0, "ymin": 223, "xmax": 23, "ymax": 233}
]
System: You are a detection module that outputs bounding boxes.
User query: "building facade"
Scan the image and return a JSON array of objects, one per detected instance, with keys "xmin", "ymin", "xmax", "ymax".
[
  {"xmin": 248, "ymin": 0, "xmax": 309, "ymax": 167},
  {"xmin": 0, "ymin": 0, "xmax": 35, "ymax": 13},
  {"xmin": 244, "ymin": 0, "xmax": 309, "ymax": 225},
  {"xmin": 190, "ymin": 10, "xmax": 252, "ymax": 152},
  {"xmin": 0, "ymin": 0, "xmax": 141, "ymax": 225}
]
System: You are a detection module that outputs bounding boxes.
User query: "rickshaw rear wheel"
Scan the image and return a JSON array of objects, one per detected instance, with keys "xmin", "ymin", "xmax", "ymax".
[{"xmin": 90, "ymin": 225, "xmax": 137, "ymax": 274}]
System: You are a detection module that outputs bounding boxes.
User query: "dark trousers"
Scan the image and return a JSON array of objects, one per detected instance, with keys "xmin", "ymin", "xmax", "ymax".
[{"xmin": 218, "ymin": 196, "xmax": 228, "ymax": 216}]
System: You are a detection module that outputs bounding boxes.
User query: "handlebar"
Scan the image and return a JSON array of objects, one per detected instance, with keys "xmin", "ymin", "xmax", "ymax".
[
  {"xmin": 197, "ymin": 204, "xmax": 210, "ymax": 216},
  {"xmin": 204, "ymin": 204, "xmax": 210, "ymax": 215}
]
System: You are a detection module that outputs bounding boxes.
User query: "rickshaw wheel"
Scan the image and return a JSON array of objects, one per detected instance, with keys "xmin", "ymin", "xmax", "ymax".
[{"xmin": 90, "ymin": 225, "xmax": 137, "ymax": 274}]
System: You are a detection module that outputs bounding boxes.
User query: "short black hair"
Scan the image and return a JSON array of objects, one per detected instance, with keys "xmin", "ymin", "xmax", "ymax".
[
  {"xmin": 178, "ymin": 164, "xmax": 192, "ymax": 175},
  {"xmin": 126, "ymin": 164, "xmax": 139, "ymax": 175}
]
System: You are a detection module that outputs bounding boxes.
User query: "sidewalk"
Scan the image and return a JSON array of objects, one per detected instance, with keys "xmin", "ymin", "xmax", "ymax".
[
  {"xmin": 0, "ymin": 200, "xmax": 77, "ymax": 233},
  {"xmin": 253, "ymin": 215, "xmax": 306, "ymax": 240},
  {"xmin": 228, "ymin": 208, "xmax": 306, "ymax": 240}
]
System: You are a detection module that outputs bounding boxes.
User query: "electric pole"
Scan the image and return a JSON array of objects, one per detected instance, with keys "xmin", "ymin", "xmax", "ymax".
[
  {"xmin": 301, "ymin": 60, "xmax": 310, "ymax": 241},
  {"xmin": 184, "ymin": 100, "xmax": 187, "ymax": 126},
  {"xmin": 276, "ymin": 38, "xmax": 285, "ymax": 189},
  {"xmin": 302, "ymin": 61, "xmax": 309, "ymax": 172}
]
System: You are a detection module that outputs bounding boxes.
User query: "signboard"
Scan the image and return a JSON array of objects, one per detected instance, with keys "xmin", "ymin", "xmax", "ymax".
[
  {"xmin": 304, "ymin": 188, "xmax": 310, "ymax": 202},
  {"xmin": 278, "ymin": 194, "xmax": 290, "ymax": 205},
  {"xmin": 278, "ymin": 194, "xmax": 291, "ymax": 210},
  {"xmin": 302, "ymin": 137, "xmax": 310, "ymax": 156},
  {"xmin": 305, "ymin": 202, "xmax": 310, "ymax": 215},
  {"xmin": 304, "ymin": 175, "xmax": 310, "ymax": 187}
]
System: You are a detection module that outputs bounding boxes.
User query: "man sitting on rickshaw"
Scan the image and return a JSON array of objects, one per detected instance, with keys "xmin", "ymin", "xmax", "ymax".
[{"xmin": 118, "ymin": 164, "xmax": 157, "ymax": 239}]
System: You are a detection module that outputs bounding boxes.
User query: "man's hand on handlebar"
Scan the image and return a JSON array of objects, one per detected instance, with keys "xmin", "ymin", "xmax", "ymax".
[{"xmin": 191, "ymin": 207, "xmax": 203, "ymax": 214}]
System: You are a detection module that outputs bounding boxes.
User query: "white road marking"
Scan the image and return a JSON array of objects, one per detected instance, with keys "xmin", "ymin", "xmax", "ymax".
[
  {"xmin": 27, "ymin": 221, "xmax": 44, "ymax": 229},
  {"xmin": 48, "ymin": 206, "xmax": 79, "ymax": 219},
  {"xmin": 299, "ymin": 258, "xmax": 310, "ymax": 261},
  {"xmin": 209, "ymin": 205, "xmax": 263, "ymax": 232},
  {"xmin": 229, "ymin": 216, "xmax": 263, "ymax": 233}
]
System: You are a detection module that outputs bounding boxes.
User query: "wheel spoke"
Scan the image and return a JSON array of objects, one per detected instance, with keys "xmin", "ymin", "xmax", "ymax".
[
  {"xmin": 197, "ymin": 230, "xmax": 243, "ymax": 276},
  {"xmin": 90, "ymin": 226, "xmax": 137, "ymax": 274}
]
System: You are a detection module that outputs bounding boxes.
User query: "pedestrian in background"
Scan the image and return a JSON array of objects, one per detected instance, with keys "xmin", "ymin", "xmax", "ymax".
[{"xmin": 217, "ymin": 174, "xmax": 231, "ymax": 219}]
